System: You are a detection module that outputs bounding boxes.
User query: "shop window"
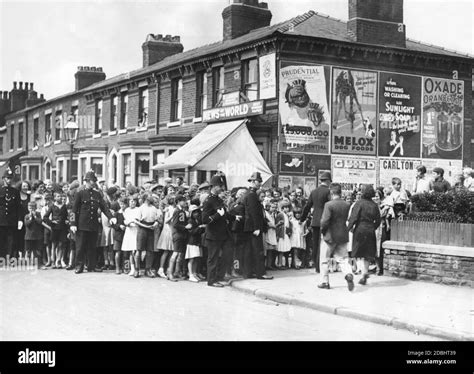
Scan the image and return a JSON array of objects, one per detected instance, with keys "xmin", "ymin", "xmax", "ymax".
[
  {"xmin": 21, "ymin": 165, "xmax": 27, "ymax": 180},
  {"xmin": 18, "ymin": 122, "xmax": 23, "ymax": 149},
  {"xmin": 123, "ymin": 154, "xmax": 132, "ymax": 185},
  {"xmin": 45, "ymin": 161, "xmax": 51, "ymax": 180},
  {"xmin": 55, "ymin": 110, "xmax": 62, "ymax": 141},
  {"xmin": 30, "ymin": 165, "xmax": 39, "ymax": 181},
  {"xmin": 0, "ymin": 136, "xmax": 3, "ymax": 154},
  {"xmin": 111, "ymin": 95, "xmax": 118, "ymax": 131},
  {"xmin": 33, "ymin": 118, "xmax": 39, "ymax": 147},
  {"xmin": 138, "ymin": 88, "xmax": 148, "ymax": 128},
  {"xmin": 242, "ymin": 59, "xmax": 258, "ymax": 101},
  {"xmin": 120, "ymin": 93, "xmax": 128, "ymax": 129},
  {"xmin": 136, "ymin": 153, "xmax": 150, "ymax": 187},
  {"xmin": 66, "ymin": 159, "xmax": 78, "ymax": 182},
  {"xmin": 91, "ymin": 157, "xmax": 103, "ymax": 179},
  {"xmin": 212, "ymin": 67, "xmax": 224, "ymax": 106},
  {"xmin": 95, "ymin": 100, "xmax": 103, "ymax": 134},
  {"xmin": 58, "ymin": 160, "xmax": 64, "ymax": 182},
  {"xmin": 171, "ymin": 79, "xmax": 183, "ymax": 122},
  {"xmin": 80, "ymin": 158, "xmax": 87, "ymax": 179},
  {"xmin": 9, "ymin": 124, "xmax": 14, "ymax": 150},
  {"xmin": 169, "ymin": 169, "xmax": 185, "ymax": 181},
  {"xmin": 110, "ymin": 153, "xmax": 117, "ymax": 184},
  {"xmin": 196, "ymin": 71, "xmax": 208, "ymax": 117},
  {"xmin": 45, "ymin": 113, "xmax": 52, "ymax": 143},
  {"xmin": 153, "ymin": 150, "xmax": 165, "ymax": 183},
  {"xmin": 197, "ymin": 170, "xmax": 207, "ymax": 184}
]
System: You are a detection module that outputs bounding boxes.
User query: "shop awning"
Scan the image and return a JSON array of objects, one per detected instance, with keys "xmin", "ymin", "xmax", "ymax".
[
  {"xmin": 152, "ymin": 119, "xmax": 273, "ymax": 189},
  {"xmin": 0, "ymin": 150, "xmax": 26, "ymax": 180}
]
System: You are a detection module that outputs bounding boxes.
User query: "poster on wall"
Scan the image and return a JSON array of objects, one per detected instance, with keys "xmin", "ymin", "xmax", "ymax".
[
  {"xmin": 304, "ymin": 154, "xmax": 331, "ymax": 177},
  {"xmin": 331, "ymin": 68, "xmax": 377, "ymax": 155},
  {"xmin": 421, "ymin": 159, "xmax": 463, "ymax": 186},
  {"xmin": 279, "ymin": 153, "xmax": 305, "ymax": 174},
  {"xmin": 304, "ymin": 177, "xmax": 317, "ymax": 196},
  {"xmin": 278, "ymin": 175, "xmax": 292, "ymax": 191},
  {"xmin": 259, "ymin": 53, "xmax": 276, "ymax": 100},
  {"xmin": 279, "ymin": 65, "xmax": 330, "ymax": 154},
  {"xmin": 379, "ymin": 157, "xmax": 422, "ymax": 192},
  {"xmin": 378, "ymin": 73, "xmax": 422, "ymax": 158},
  {"xmin": 422, "ymin": 77, "xmax": 464, "ymax": 159},
  {"xmin": 332, "ymin": 155, "xmax": 377, "ymax": 197}
]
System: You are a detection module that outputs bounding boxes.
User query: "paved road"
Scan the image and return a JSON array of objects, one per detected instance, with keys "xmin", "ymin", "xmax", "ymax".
[{"xmin": 0, "ymin": 268, "xmax": 442, "ymax": 341}]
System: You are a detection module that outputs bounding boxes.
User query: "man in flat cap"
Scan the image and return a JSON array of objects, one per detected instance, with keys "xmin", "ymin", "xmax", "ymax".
[
  {"xmin": 241, "ymin": 172, "xmax": 273, "ymax": 280},
  {"xmin": 0, "ymin": 168, "xmax": 23, "ymax": 260},
  {"xmin": 301, "ymin": 171, "xmax": 332, "ymax": 273},
  {"xmin": 70, "ymin": 170, "xmax": 116, "ymax": 274}
]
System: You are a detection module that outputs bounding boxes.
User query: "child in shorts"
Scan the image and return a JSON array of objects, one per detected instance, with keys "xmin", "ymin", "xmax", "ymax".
[
  {"xmin": 24, "ymin": 201, "xmax": 43, "ymax": 267},
  {"xmin": 43, "ymin": 191, "xmax": 68, "ymax": 269}
]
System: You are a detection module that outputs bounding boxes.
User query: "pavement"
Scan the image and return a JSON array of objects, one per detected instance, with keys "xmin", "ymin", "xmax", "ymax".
[{"xmin": 228, "ymin": 268, "xmax": 474, "ymax": 341}]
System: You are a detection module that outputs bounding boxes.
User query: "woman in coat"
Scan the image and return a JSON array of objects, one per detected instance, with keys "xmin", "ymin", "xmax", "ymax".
[{"xmin": 347, "ymin": 184, "xmax": 381, "ymax": 285}]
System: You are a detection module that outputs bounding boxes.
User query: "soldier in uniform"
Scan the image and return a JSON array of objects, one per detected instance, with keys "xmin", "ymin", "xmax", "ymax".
[
  {"xmin": 70, "ymin": 171, "xmax": 116, "ymax": 274},
  {"xmin": 0, "ymin": 168, "xmax": 23, "ymax": 259}
]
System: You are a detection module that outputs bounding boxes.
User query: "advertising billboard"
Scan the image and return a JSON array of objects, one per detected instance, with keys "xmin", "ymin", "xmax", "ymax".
[{"xmin": 331, "ymin": 68, "xmax": 377, "ymax": 155}]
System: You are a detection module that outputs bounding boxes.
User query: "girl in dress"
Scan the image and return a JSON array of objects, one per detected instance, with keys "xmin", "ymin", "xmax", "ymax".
[
  {"xmin": 275, "ymin": 202, "xmax": 292, "ymax": 269},
  {"xmin": 185, "ymin": 205, "xmax": 205, "ymax": 282},
  {"xmin": 290, "ymin": 208, "xmax": 306, "ymax": 270},
  {"xmin": 263, "ymin": 201, "xmax": 277, "ymax": 270},
  {"xmin": 156, "ymin": 196, "xmax": 176, "ymax": 278},
  {"xmin": 122, "ymin": 196, "xmax": 140, "ymax": 276}
]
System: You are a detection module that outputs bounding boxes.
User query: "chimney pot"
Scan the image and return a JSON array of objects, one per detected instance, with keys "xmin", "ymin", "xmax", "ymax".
[
  {"xmin": 19, "ymin": 82, "xmax": 23, "ymax": 90},
  {"xmin": 13, "ymin": 82, "xmax": 17, "ymax": 89},
  {"xmin": 3, "ymin": 92, "xmax": 8, "ymax": 99},
  {"xmin": 30, "ymin": 83, "xmax": 34, "ymax": 90},
  {"xmin": 40, "ymin": 94, "xmax": 44, "ymax": 99}
]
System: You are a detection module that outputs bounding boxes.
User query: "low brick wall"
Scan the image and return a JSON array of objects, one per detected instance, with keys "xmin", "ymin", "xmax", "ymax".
[{"xmin": 382, "ymin": 241, "xmax": 474, "ymax": 288}]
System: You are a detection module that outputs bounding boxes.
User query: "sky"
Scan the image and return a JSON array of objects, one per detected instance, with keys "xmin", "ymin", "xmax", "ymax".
[{"xmin": 0, "ymin": 0, "xmax": 472, "ymax": 100}]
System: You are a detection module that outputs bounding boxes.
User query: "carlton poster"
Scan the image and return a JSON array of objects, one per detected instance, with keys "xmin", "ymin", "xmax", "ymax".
[
  {"xmin": 279, "ymin": 65, "xmax": 330, "ymax": 154},
  {"xmin": 331, "ymin": 68, "xmax": 377, "ymax": 156},
  {"xmin": 378, "ymin": 72, "xmax": 422, "ymax": 158}
]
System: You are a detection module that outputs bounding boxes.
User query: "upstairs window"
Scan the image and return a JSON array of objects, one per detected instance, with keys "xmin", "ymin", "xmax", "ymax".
[
  {"xmin": 55, "ymin": 110, "xmax": 62, "ymax": 141},
  {"xmin": 45, "ymin": 113, "xmax": 52, "ymax": 143},
  {"xmin": 212, "ymin": 67, "xmax": 225, "ymax": 106},
  {"xmin": 0, "ymin": 137, "xmax": 3, "ymax": 154},
  {"xmin": 120, "ymin": 93, "xmax": 128, "ymax": 129},
  {"xmin": 171, "ymin": 78, "xmax": 183, "ymax": 122},
  {"xmin": 10, "ymin": 124, "xmax": 14, "ymax": 150},
  {"xmin": 95, "ymin": 99, "xmax": 103, "ymax": 134},
  {"xmin": 138, "ymin": 88, "xmax": 149, "ymax": 127},
  {"xmin": 110, "ymin": 95, "xmax": 118, "ymax": 131},
  {"xmin": 33, "ymin": 117, "xmax": 39, "ymax": 147},
  {"xmin": 196, "ymin": 71, "xmax": 208, "ymax": 117},
  {"xmin": 18, "ymin": 122, "xmax": 23, "ymax": 149},
  {"xmin": 242, "ymin": 58, "xmax": 258, "ymax": 101}
]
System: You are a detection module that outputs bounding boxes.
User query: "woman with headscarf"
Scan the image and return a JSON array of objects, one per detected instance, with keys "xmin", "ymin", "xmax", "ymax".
[{"xmin": 347, "ymin": 184, "xmax": 381, "ymax": 285}]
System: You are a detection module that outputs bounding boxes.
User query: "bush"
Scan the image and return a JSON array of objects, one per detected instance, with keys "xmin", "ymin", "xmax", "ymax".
[{"xmin": 408, "ymin": 190, "xmax": 474, "ymax": 223}]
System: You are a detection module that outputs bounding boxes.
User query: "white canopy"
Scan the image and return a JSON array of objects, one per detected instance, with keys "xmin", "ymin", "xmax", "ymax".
[{"xmin": 152, "ymin": 119, "xmax": 273, "ymax": 189}]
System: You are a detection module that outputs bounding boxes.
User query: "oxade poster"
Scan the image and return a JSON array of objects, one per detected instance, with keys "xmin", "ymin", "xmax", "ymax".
[
  {"xmin": 331, "ymin": 155, "xmax": 377, "ymax": 196},
  {"xmin": 331, "ymin": 68, "xmax": 377, "ymax": 156},
  {"xmin": 422, "ymin": 77, "xmax": 464, "ymax": 160},
  {"xmin": 379, "ymin": 157, "xmax": 422, "ymax": 192},
  {"xmin": 378, "ymin": 73, "xmax": 422, "ymax": 158},
  {"xmin": 279, "ymin": 65, "xmax": 331, "ymax": 154}
]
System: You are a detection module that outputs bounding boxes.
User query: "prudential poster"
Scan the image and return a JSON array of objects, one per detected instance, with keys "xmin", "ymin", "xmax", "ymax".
[
  {"xmin": 279, "ymin": 65, "xmax": 330, "ymax": 154},
  {"xmin": 331, "ymin": 68, "xmax": 377, "ymax": 155}
]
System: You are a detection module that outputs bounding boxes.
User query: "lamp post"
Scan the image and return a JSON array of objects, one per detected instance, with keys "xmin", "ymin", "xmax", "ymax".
[{"xmin": 64, "ymin": 114, "xmax": 79, "ymax": 182}]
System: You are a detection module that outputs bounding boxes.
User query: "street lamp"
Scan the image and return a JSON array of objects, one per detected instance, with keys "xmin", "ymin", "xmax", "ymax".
[{"xmin": 64, "ymin": 114, "xmax": 79, "ymax": 182}]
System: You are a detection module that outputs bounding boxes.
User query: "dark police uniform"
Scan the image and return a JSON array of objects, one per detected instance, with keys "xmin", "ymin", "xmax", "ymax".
[
  {"xmin": 71, "ymin": 184, "xmax": 112, "ymax": 272},
  {"xmin": 0, "ymin": 170, "xmax": 22, "ymax": 258}
]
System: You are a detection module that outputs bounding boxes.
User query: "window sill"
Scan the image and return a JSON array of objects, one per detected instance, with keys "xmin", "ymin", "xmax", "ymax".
[
  {"xmin": 44, "ymin": 143, "xmax": 51, "ymax": 147},
  {"xmin": 32, "ymin": 146, "xmax": 39, "ymax": 151},
  {"xmin": 136, "ymin": 126, "xmax": 147, "ymax": 132},
  {"xmin": 17, "ymin": 148, "xmax": 23, "ymax": 152},
  {"xmin": 9, "ymin": 149, "xmax": 14, "ymax": 152},
  {"xmin": 118, "ymin": 129, "xmax": 127, "ymax": 134},
  {"xmin": 193, "ymin": 117, "xmax": 202, "ymax": 123},
  {"xmin": 109, "ymin": 130, "xmax": 117, "ymax": 136},
  {"xmin": 167, "ymin": 120, "xmax": 181, "ymax": 128},
  {"xmin": 92, "ymin": 133, "xmax": 102, "ymax": 138},
  {"xmin": 54, "ymin": 140, "xmax": 61, "ymax": 145}
]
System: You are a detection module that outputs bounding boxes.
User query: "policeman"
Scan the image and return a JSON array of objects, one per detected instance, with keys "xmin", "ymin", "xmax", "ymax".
[
  {"xmin": 70, "ymin": 171, "xmax": 116, "ymax": 274},
  {"xmin": 0, "ymin": 168, "xmax": 23, "ymax": 259},
  {"xmin": 201, "ymin": 175, "xmax": 234, "ymax": 287}
]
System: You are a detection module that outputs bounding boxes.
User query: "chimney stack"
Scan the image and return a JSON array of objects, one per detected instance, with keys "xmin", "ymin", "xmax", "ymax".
[
  {"xmin": 142, "ymin": 34, "xmax": 184, "ymax": 67},
  {"xmin": 222, "ymin": 0, "xmax": 272, "ymax": 41},
  {"xmin": 74, "ymin": 66, "xmax": 106, "ymax": 90},
  {"xmin": 347, "ymin": 0, "xmax": 406, "ymax": 48},
  {"xmin": 10, "ymin": 80, "xmax": 28, "ymax": 112}
]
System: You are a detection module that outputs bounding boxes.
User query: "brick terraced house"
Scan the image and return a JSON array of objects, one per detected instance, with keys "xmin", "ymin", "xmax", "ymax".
[{"xmin": 0, "ymin": 0, "xmax": 472, "ymax": 193}]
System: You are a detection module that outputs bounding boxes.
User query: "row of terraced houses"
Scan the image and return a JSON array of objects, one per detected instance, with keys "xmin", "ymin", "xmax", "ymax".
[{"xmin": 0, "ymin": 0, "xmax": 473, "ymax": 193}]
